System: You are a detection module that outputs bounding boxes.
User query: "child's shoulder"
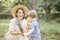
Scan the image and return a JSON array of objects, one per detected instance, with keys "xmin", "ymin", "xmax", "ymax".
[{"xmin": 31, "ymin": 20, "xmax": 38, "ymax": 25}]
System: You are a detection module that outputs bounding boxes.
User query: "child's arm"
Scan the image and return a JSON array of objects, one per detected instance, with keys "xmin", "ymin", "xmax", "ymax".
[{"xmin": 24, "ymin": 28, "xmax": 34, "ymax": 36}]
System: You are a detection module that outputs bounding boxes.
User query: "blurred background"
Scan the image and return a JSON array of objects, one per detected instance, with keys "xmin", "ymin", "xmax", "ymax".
[{"xmin": 0, "ymin": 0, "xmax": 60, "ymax": 40}]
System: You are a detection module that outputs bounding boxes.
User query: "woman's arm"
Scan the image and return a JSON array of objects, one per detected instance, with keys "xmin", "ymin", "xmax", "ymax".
[
  {"xmin": 10, "ymin": 31, "xmax": 23, "ymax": 35},
  {"xmin": 9, "ymin": 19, "xmax": 23, "ymax": 35}
]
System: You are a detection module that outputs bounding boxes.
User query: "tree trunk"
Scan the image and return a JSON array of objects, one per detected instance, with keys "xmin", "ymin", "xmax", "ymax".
[
  {"xmin": 27, "ymin": 0, "xmax": 37, "ymax": 10},
  {"xmin": 27, "ymin": 0, "xmax": 39, "ymax": 21},
  {"xmin": 44, "ymin": 6, "xmax": 51, "ymax": 21}
]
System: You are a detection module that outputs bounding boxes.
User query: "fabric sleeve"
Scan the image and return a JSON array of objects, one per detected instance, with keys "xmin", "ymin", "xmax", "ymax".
[{"xmin": 9, "ymin": 19, "xmax": 16, "ymax": 32}]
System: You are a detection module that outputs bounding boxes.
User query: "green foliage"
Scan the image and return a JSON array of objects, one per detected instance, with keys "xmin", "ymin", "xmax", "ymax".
[
  {"xmin": 0, "ymin": 0, "xmax": 27, "ymax": 14},
  {"xmin": 40, "ymin": 20, "xmax": 60, "ymax": 40},
  {"xmin": 0, "ymin": 19, "xmax": 10, "ymax": 40}
]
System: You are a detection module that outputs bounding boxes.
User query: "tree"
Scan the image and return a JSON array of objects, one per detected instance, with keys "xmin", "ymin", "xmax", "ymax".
[
  {"xmin": 27, "ymin": 0, "xmax": 37, "ymax": 10},
  {"xmin": 55, "ymin": 2, "xmax": 60, "ymax": 12},
  {"xmin": 27, "ymin": 0, "xmax": 40, "ymax": 21},
  {"xmin": 43, "ymin": 0, "xmax": 56, "ymax": 21},
  {"xmin": 0, "ymin": 0, "xmax": 27, "ymax": 14}
]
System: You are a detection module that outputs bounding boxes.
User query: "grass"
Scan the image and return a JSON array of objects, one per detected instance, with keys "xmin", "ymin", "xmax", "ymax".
[
  {"xmin": 39, "ymin": 20, "xmax": 60, "ymax": 40},
  {"xmin": 0, "ymin": 19, "xmax": 10, "ymax": 40},
  {"xmin": 0, "ymin": 19, "xmax": 60, "ymax": 40}
]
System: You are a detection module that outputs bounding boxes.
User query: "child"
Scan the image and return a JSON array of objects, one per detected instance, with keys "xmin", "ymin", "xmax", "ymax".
[{"xmin": 24, "ymin": 10, "xmax": 41, "ymax": 40}]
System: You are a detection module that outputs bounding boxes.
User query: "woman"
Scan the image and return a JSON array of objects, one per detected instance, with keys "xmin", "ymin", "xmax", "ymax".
[{"xmin": 5, "ymin": 5, "xmax": 29, "ymax": 40}]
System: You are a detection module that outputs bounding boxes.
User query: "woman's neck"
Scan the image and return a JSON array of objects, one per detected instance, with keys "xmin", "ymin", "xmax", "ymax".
[{"xmin": 17, "ymin": 18, "xmax": 22, "ymax": 21}]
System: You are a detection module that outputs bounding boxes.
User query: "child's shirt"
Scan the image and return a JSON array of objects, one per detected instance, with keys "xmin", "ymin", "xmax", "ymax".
[{"xmin": 28, "ymin": 18, "xmax": 41, "ymax": 38}]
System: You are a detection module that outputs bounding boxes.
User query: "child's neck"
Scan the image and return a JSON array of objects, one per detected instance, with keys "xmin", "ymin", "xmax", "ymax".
[{"xmin": 30, "ymin": 17, "xmax": 36, "ymax": 21}]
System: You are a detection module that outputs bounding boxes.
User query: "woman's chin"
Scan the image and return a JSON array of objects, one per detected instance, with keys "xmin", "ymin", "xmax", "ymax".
[{"xmin": 19, "ymin": 17, "xmax": 23, "ymax": 19}]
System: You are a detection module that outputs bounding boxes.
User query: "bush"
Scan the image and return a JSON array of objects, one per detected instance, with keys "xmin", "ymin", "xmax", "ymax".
[{"xmin": 0, "ymin": 14, "xmax": 13, "ymax": 19}]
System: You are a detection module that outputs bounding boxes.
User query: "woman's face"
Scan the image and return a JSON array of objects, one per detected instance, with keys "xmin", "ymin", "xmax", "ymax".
[{"xmin": 17, "ymin": 9, "xmax": 24, "ymax": 20}]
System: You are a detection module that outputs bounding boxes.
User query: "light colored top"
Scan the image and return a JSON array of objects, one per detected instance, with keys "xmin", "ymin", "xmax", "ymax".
[
  {"xmin": 7, "ymin": 18, "xmax": 26, "ymax": 35},
  {"xmin": 5, "ymin": 18, "xmax": 30, "ymax": 40}
]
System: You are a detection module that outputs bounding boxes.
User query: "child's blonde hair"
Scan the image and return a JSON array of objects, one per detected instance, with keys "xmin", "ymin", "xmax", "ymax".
[{"xmin": 28, "ymin": 10, "xmax": 37, "ymax": 18}]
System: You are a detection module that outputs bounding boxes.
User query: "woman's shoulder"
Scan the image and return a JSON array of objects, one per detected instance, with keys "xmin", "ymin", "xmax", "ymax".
[
  {"xmin": 23, "ymin": 19, "xmax": 27, "ymax": 22},
  {"xmin": 10, "ymin": 18, "xmax": 17, "ymax": 23},
  {"xmin": 22, "ymin": 19, "xmax": 27, "ymax": 24}
]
